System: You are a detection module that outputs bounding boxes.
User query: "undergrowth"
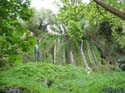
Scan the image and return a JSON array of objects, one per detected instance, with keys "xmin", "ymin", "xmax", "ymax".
[{"xmin": 0, "ymin": 62, "xmax": 125, "ymax": 93}]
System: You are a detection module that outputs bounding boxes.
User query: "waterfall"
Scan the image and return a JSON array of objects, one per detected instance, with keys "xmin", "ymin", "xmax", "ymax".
[
  {"xmin": 62, "ymin": 39, "xmax": 66, "ymax": 64},
  {"xmin": 53, "ymin": 39, "xmax": 57, "ymax": 64},
  {"xmin": 35, "ymin": 39, "xmax": 41, "ymax": 62},
  {"xmin": 80, "ymin": 40, "xmax": 91, "ymax": 73},
  {"xmin": 57, "ymin": 37, "xmax": 61, "ymax": 64},
  {"xmin": 70, "ymin": 49, "xmax": 75, "ymax": 65}
]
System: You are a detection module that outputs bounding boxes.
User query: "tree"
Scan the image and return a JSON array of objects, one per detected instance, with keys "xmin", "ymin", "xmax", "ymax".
[
  {"xmin": 25, "ymin": 8, "xmax": 57, "ymax": 36},
  {"xmin": 0, "ymin": 0, "xmax": 33, "ymax": 67}
]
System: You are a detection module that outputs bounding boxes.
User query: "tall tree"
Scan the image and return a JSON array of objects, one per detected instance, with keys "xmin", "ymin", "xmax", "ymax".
[{"xmin": 0, "ymin": 0, "xmax": 33, "ymax": 67}]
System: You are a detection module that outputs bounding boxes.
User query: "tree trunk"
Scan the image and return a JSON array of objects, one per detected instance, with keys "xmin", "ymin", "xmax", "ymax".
[{"xmin": 93, "ymin": 0, "xmax": 125, "ymax": 20}]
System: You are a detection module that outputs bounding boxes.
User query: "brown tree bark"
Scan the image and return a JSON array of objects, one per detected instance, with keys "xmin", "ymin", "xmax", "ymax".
[{"xmin": 93, "ymin": 0, "xmax": 125, "ymax": 20}]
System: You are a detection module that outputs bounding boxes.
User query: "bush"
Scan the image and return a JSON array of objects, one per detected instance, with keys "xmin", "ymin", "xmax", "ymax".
[{"xmin": 0, "ymin": 62, "xmax": 125, "ymax": 93}]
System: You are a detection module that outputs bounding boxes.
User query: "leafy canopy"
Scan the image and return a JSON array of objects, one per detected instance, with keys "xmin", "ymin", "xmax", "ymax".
[{"xmin": 0, "ymin": 0, "xmax": 33, "ymax": 67}]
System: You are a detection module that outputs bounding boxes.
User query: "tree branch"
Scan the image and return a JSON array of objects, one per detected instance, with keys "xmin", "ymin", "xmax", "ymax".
[{"xmin": 93, "ymin": 0, "xmax": 125, "ymax": 20}]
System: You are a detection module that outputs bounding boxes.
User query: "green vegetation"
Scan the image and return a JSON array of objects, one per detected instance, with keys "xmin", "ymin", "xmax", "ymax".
[
  {"xmin": 0, "ymin": 0, "xmax": 33, "ymax": 67},
  {"xmin": 0, "ymin": 0, "xmax": 125, "ymax": 93},
  {"xmin": 0, "ymin": 63, "xmax": 125, "ymax": 93}
]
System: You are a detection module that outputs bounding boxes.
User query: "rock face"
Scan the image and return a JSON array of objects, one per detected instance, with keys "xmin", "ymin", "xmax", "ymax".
[
  {"xmin": 118, "ymin": 58, "xmax": 125, "ymax": 71},
  {"xmin": 0, "ymin": 86, "xmax": 33, "ymax": 93},
  {"xmin": 119, "ymin": 63, "xmax": 125, "ymax": 71}
]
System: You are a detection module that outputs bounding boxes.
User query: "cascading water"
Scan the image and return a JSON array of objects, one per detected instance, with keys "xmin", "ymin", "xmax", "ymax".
[
  {"xmin": 54, "ymin": 39, "xmax": 57, "ymax": 64},
  {"xmin": 70, "ymin": 49, "xmax": 75, "ymax": 65},
  {"xmin": 80, "ymin": 40, "xmax": 91, "ymax": 73},
  {"xmin": 35, "ymin": 39, "xmax": 41, "ymax": 62}
]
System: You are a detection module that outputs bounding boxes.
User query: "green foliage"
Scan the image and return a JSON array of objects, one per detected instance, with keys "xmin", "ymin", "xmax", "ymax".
[
  {"xmin": 0, "ymin": 0, "xmax": 33, "ymax": 67},
  {"xmin": 54, "ymin": 0, "xmax": 125, "ymax": 67},
  {"xmin": 86, "ymin": 0, "xmax": 125, "ymax": 26},
  {"xmin": 113, "ymin": 21, "xmax": 125, "ymax": 48},
  {"xmin": 57, "ymin": 1, "xmax": 86, "ymax": 41},
  {"xmin": 84, "ymin": 40, "xmax": 102, "ymax": 66},
  {"xmin": 58, "ymin": 0, "xmax": 125, "ymax": 41},
  {"xmin": 67, "ymin": 20, "xmax": 83, "ymax": 41},
  {"xmin": 0, "ymin": 63, "xmax": 125, "ymax": 93},
  {"xmin": 0, "ymin": 63, "xmax": 86, "ymax": 92}
]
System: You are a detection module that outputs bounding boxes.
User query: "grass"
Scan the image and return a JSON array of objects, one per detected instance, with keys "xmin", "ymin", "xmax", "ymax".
[{"xmin": 0, "ymin": 62, "xmax": 125, "ymax": 93}]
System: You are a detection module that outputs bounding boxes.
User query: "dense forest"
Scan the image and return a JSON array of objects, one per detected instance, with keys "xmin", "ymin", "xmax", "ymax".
[{"xmin": 0, "ymin": 0, "xmax": 125, "ymax": 93}]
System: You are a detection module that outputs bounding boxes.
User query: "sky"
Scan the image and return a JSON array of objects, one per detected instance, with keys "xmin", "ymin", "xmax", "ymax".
[
  {"xmin": 31, "ymin": 0, "xmax": 59, "ymax": 14},
  {"xmin": 31, "ymin": 0, "xmax": 90, "ymax": 14}
]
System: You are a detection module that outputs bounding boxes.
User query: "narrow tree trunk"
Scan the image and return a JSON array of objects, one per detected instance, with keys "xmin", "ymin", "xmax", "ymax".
[{"xmin": 93, "ymin": 0, "xmax": 125, "ymax": 19}]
